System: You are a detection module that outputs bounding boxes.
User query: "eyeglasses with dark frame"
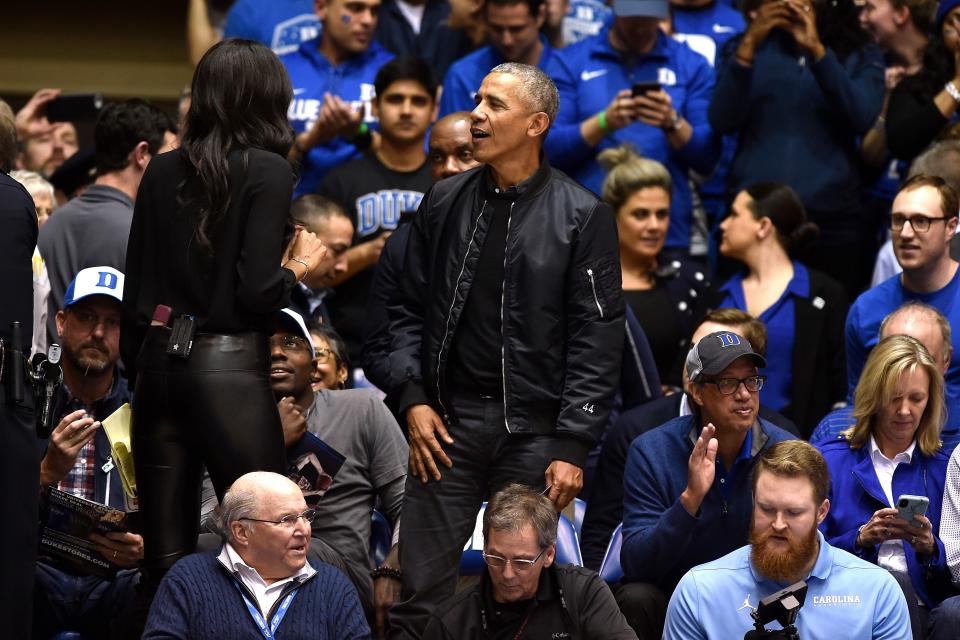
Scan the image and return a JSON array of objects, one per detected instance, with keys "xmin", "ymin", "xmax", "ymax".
[
  {"xmin": 482, "ymin": 548, "xmax": 547, "ymax": 572},
  {"xmin": 239, "ymin": 508, "xmax": 317, "ymax": 529},
  {"xmin": 890, "ymin": 213, "xmax": 949, "ymax": 233},
  {"xmin": 701, "ymin": 375, "xmax": 766, "ymax": 396}
]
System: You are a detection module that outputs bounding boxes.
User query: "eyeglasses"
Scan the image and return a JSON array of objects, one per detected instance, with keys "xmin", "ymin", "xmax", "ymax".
[
  {"xmin": 702, "ymin": 375, "xmax": 766, "ymax": 395},
  {"xmin": 891, "ymin": 213, "xmax": 949, "ymax": 233},
  {"xmin": 482, "ymin": 548, "xmax": 547, "ymax": 572},
  {"xmin": 271, "ymin": 335, "xmax": 311, "ymax": 354},
  {"xmin": 315, "ymin": 347, "xmax": 335, "ymax": 364},
  {"xmin": 239, "ymin": 509, "xmax": 317, "ymax": 529}
]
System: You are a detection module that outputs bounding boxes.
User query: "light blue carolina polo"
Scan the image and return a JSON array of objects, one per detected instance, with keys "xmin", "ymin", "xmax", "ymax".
[{"xmin": 664, "ymin": 531, "xmax": 911, "ymax": 640}]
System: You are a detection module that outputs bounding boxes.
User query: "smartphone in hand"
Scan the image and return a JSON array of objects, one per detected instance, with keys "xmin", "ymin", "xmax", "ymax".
[
  {"xmin": 896, "ymin": 494, "xmax": 929, "ymax": 528},
  {"xmin": 46, "ymin": 93, "xmax": 103, "ymax": 123},
  {"xmin": 632, "ymin": 82, "xmax": 662, "ymax": 97}
]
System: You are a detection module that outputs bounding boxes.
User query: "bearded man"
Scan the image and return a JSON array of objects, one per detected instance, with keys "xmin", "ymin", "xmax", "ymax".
[{"xmin": 663, "ymin": 440, "xmax": 911, "ymax": 640}]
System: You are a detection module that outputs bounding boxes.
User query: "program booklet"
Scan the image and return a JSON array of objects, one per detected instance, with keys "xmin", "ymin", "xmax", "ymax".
[
  {"xmin": 286, "ymin": 432, "xmax": 346, "ymax": 505},
  {"xmin": 38, "ymin": 485, "xmax": 128, "ymax": 579}
]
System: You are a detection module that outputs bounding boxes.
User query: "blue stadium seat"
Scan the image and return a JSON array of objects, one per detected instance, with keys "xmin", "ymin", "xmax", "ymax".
[
  {"xmin": 598, "ymin": 523, "xmax": 624, "ymax": 583},
  {"xmin": 556, "ymin": 513, "xmax": 583, "ymax": 566},
  {"xmin": 52, "ymin": 634, "xmax": 83, "ymax": 640},
  {"xmin": 573, "ymin": 497, "xmax": 587, "ymax": 537},
  {"xmin": 460, "ymin": 503, "xmax": 583, "ymax": 576},
  {"xmin": 369, "ymin": 509, "xmax": 392, "ymax": 568}
]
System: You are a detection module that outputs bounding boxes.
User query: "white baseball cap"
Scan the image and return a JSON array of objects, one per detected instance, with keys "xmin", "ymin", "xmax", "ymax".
[
  {"xmin": 278, "ymin": 308, "xmax": 316, "ymax": 358},
  {"xmin": 63, "ymin": 266, "xmax": 124, "ymax": 307}
]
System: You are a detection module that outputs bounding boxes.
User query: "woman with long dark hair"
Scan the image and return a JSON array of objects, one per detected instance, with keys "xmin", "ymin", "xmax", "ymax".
[
  {"xmin": 121, "ymin": 39, "xmax": 327, "ymax": 587},
  {"xmin": 707, "ymin": 182, "xmax": 847, "ymax": 435},
  {"xmin": 886, "ymin": 0, "xmax": 960, "ymax": 161}
]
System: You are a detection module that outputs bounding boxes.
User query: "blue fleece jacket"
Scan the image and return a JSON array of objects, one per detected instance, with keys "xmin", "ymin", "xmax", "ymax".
[
  {"xmin": 816, "ymin": 438, "xmax": 950, "ymax": 606},
  {"xmin": 620, "ymin": 414, "xmax": 794, "ymax": 591},
  {"xmin": 546, "ymin": 28, "xmax": 721, "ymax": 250},
  {"xmin": 281, "ymin": 38, "xmax": 394, "ymax": 197},
  {"xmin": 142, "ymin": 551, "xmax": 371, "ymax": 639},
  {"xmin": 709, "ymin": 32, "xmax": 884, "ymax": 224}
]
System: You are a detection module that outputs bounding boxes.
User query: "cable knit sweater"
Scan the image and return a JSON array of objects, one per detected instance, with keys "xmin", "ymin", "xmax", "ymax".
[{"xmin": 143, "ymin": 551, "xmax": 371, "ymax": 639}]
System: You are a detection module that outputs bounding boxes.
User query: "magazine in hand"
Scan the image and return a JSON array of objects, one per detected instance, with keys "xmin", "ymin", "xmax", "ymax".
[
  {"xmin": 38, "ymin": 485, "xmax": 128, "ymax": 579},
  {"xmin": 286, "ymin": 431, "xmax": 346, "ymax": 505}
]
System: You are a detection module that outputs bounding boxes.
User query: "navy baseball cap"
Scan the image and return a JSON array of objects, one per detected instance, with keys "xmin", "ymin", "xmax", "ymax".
[
  {"xmin": 686, "ymin": 331, "xmax": 766, "ymax": 382},
  {"xmin": 63, "ymin": 266, "xmax": 124, "ymax": 307},
  {"xmin": 613, "ymin": 0, "xmax": 670, "ymax": 18}
]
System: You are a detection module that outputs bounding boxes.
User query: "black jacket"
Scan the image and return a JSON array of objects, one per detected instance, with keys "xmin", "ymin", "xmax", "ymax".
[
  {"xmin": 421, "ymin": 564, "xmax": 638, "ymax": 640},
  {"xmin": 388, "ymin": 162, "xmax": 625, "ymax": 467},
  {"xmin": 580, "ymin": 393, "xmax": 800, "ymax": 570},
  {"xmin": 702, "ymin": 267, "xmax": 847, "ymax": 437}
]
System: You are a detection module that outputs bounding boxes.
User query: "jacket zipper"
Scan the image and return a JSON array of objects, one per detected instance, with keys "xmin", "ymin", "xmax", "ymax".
[
  {"xmin": 265, "ymin": 576, "xmax": 309, "ymax": 624},
  {"xmin": 586, "ymin": 268, "xmax": 604, "ymax": 318},
  {"xmin": 500, "ymin": 203, "xmax": 515, "ymax": 433},
  {"xmin": 436, "ymin": 201, "xmax": 488, "ymax": 421}
]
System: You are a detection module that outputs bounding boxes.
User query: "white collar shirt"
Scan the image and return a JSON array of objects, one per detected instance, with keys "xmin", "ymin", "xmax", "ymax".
[
  {"xmin": 869, "ymin": 435, "xmax": 916, "ymax": 574},
  {"xmin": 217, "ymin": 542, "xmax": 315, "ymax": 618}
]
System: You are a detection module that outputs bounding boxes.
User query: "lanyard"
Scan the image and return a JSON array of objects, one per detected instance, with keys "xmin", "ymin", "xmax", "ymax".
[{"xmin": 233, "ymin": 581, "xmax": 299, "ymax": 640}]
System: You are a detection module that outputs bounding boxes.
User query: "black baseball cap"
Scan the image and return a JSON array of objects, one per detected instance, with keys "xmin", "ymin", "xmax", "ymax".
[{"xmin": 686, "ymin": 331, "xmax": 766, "ymax": 382}]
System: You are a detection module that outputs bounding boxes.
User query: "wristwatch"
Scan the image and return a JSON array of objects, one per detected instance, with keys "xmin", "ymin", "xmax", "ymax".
[{"xmin": 664, "ymin": 111, "xmax": 682, "ymax": 132}]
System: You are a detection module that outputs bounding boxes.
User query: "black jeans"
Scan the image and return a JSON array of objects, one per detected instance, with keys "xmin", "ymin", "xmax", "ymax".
[
  {"xmin": 388, "ymin": 393, "xmax": 555, "ymax": 639},
  {"xmin": 132, "ymin": 328, "xmax": 286, "ymax": 574}
]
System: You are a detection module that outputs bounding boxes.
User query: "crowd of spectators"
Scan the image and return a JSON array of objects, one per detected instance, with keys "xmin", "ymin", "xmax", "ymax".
[{"xmin": 8, "ymin": 0, "xmax": 960, "ymax": 637}]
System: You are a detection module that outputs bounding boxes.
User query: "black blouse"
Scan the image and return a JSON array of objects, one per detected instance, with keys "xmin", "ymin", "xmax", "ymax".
[{"xmin": 121, "ymin": 148, "xmax": 297, "ymax": 377}]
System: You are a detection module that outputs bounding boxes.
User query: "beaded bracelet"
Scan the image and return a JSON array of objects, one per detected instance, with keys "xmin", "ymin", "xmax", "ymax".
[{"xmin": 370, "ymin": 565, "xmax": 402, "ymax": 580}]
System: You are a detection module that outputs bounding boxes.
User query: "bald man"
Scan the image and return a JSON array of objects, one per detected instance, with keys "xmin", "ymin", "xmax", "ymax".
[
  {"xmin": 813, "ymin": 301, "xmax": 960, "ymax": 454},
  {"xmin": 428, "ymin": 112, "xmax": 481, "ymax": 182},
  {"xmin": 362, "ymin": 112, "xmax": 481, "ymax": 399},
  {"xmin": 143, "ymin": 472, "xmax": 369, "ymax": 640}
]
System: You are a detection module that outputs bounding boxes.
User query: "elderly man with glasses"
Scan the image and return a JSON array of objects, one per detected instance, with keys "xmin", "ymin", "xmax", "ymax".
[
  {"xmin": 421, "ymin": 484, "xmax": 636, "ymax": 639},
  {"xmin": 847, "ymin": 174, "xmax": 960, "ymax": 430},
  {"xmin": 143, "ymin": 471, "xmax": 369, "ymax": 639},
  {"xmin": 616, "ymin": 330, "xmax": 796, "ymax": 639}
]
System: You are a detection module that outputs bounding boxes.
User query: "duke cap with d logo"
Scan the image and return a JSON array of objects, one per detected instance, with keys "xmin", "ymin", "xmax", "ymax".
[
  {"xmin": 63, "ymin": 266, "xmax": 124, "ymax": 307},
  {"xmin": 685, "ymin": 331, "xmax": 766, "ymax": 382}
]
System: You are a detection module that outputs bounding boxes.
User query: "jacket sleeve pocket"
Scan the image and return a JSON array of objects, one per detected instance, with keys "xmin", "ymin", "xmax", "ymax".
[{"xmin": 579, "ymin": 257, "xmax": 621, "ymax": 320}]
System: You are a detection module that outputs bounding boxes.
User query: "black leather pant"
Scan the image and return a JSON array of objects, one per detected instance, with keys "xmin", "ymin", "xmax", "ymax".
[{"xmin": 132, "ymin": 328, "xmax": 286, "ymax": 574}]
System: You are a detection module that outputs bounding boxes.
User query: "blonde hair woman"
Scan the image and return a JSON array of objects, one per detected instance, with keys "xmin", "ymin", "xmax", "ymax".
[
  {"xmin": 817, "ymin": 335, "xmax": 950, "ymax": 620},
  {"xmin": 599, "ymin": 145, "xmax": 708, "ymax": 388}
]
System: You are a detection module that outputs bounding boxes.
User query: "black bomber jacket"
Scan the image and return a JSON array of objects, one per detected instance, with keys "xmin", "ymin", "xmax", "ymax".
[{"xmin": 387, "ymin": 160, "xmax": 625, "ymax": 467}]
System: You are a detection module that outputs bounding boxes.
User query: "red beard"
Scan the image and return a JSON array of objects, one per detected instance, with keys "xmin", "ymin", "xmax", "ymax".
[{"xmin": 749, "ymin": 520, "xmax": 819, "ymax": 583}]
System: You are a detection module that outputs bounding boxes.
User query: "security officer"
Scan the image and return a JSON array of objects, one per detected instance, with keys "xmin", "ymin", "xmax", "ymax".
[{"xmin": 0, "ymin": 165, "xmax": 40, "ymax": 638}]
